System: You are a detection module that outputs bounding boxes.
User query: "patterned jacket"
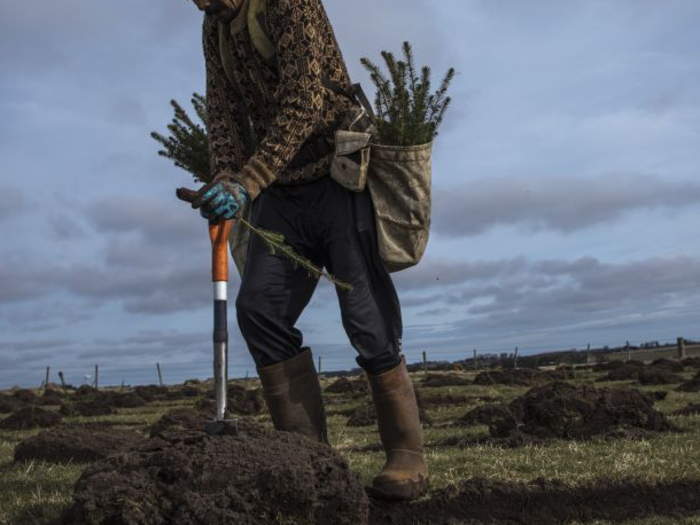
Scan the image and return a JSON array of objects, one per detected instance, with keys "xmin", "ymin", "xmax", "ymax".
[{"xmin": 203, "ymin": 0, "xmax": 354, "ymax": 200}]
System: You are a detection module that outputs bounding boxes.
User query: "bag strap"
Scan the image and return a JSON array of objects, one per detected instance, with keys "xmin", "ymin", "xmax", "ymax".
[{"xmin": 248, "ymin": 0, "xmax": 277, "ymax": 67}]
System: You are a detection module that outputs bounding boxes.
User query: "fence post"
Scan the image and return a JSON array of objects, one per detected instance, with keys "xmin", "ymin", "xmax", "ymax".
[
  {"xmin": 514, "ymin": 347, "xmax": 519, "ymax": 369},
  {"xmin": 318, "ymin": 356, "xmax": 322, "ymax": 374},
  {"xmin": 45, "ymin": 366, "xmax": 50, "ymax": 388},
  {"xmin": 156, "ymin": 363, "xmax": 164, "ymax": 387},
  {"xmin": 94, "ymin": 364, "xmax": 99, "ymax": 390},
  {"xmin": 58, "ymin": 371, "xmax": 66, "ymax": 389},
  {"xmin": 422, "ymin": 351, "xmax": 428, "ymax": 376},
  {"xmin": 473, "ymin": 349, "xmax": 478, "ymax": 370},
  {"xmin": 678, "ymin": 337, "xmax": 686, "ymax": 359}
]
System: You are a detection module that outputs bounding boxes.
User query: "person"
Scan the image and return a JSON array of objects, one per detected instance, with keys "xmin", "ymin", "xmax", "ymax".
[{"xmin": 189, "ymin": 0, "xmax": 428, "ymax": 500}]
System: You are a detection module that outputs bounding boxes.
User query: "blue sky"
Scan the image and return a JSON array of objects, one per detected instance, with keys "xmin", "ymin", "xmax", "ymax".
[{"xmin": 1, "ymin": 0, "xmax": 699, "ymax": 388}]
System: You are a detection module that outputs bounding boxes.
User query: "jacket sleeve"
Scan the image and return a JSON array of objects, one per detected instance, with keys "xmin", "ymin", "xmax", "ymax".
[
  {"xmin": 232, "ymin": 0, "xmax": 327, "ymax": 200},
  {"xmin": 203, "ymin": 15, "xmax": 248, "ymax": 183}
]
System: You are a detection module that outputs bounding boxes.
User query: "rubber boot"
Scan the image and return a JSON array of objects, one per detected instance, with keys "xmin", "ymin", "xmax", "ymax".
[
  {"xmin": 257, "ymin": 347, "xmax": 328, "ymax": 444},
  {"xmin": 367, "ymin": 356, "xmax": 429, "ymax": 501}
]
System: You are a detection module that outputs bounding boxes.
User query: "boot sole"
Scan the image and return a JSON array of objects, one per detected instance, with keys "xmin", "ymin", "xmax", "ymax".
[{"xmin": 365, "ymin": 475, "xmax": 429, "ymax": 501}]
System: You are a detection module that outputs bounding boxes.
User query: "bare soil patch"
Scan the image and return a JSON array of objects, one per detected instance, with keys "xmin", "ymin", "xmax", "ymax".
[
  {"xmin": 460, "ymin": 381, "xmax": 676, "ymax": 440},
  {"xmin": 0, "ymin": 406, "xmax": 62, "ymax": 430},
  {"xmin": 325, "ymin": 376, "xmax": 369, "ymax": 395},
  {"xmin": 62, "ymin": 427, "xmax": 368, "ymax": 525},
  {"xmin": 14, "ymin": 426, "xmax": 144, "ymax": 463},
  {"xmin": 369, "ymin": 477, "xmax": 700, "ymax": 525},
  {"xmin": 422, "ymin": 373, "xmax": 471, "ymax": 387},
  {"xmin": 677, "ymin": 371, "xmax": 700, "ymax": 392}
]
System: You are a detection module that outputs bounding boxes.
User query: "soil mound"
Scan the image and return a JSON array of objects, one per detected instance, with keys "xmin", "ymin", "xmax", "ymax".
[
  {"xmin": 62, "ymin": 427, "xmax": 368, "ymax": 525},
  {"xmin": 0, "ymin": 396, "xmax": 23, "ymax": 414},
  {"xmin": 60, "ymin": 400, "xmax": 115, "ymax": 417},
  {"xmin": 14, "ymin": 426, "xmax": 144, "ymax": 464},
  {"xmin": 230, "ymin": 388, "xmax": 265, "ymax": 415},
  {"xmin": 164, "ymin": 385, "xmax": 200, "ymax": 401},
  {"xmin": 673, "ymin": 403, "xmax": 700, "ymax": 416},
  {"xmin": 148, "ymin": 408, "xmax": 210, "ymax": 437},
  {"xmin": 133, "ymin": 385, "xmax": 169, "ymax": 402},
  {"xmin": 422, "ymin": 373, "xmax": 471, "ymax": 387},
  {"xmin": 473, "ymin": 368, "xmax": 546, "ymax": 387},
  {"xmin": 593, "ymin": 360, "xmax": 627, "ymax": 372},
  {"xmin": 13, "ymin": 389, "xmax": 37, "ymax": 403},
  {"xmin": 677, "ymin": 371, "xmax": 700, "ymax": 392},
  {"xmin": 369, "ymin": 477, "xmax": 700, "ymax": 525},
  {"xmin": 39, "ymin": 391, "xmax": 64, "ymax": 406},
  {"xmin": 637, "ymin": 368, "xmax": 685, "ymax": 385},
  {"xmin": 600, "ymin": 364, "xmax": 643, "ymax": 381},
  {"xmin": 195, "ymin": 388, "xmax": 266, "ymax": 416},
  {"xmin": 651, "ymin": 358, "xmax": 685, "ymax": 372},
  {"xmin": 111, "ymin": 392, "xmax": 146, "ymax": 408},
  {"xmin": 0, "ymin": 406, "xmax": 62, "ymax": 430},
  {"xmin": 681, "ymin": 357, "xmax": 700, "ymax": 368},
  {"xmin": 325, "ymin": 376, "xmax": 369, "ymax": 395},
  {"xmin": 460, "ymin": 382, "xmax": 675, "ymax": 440}
]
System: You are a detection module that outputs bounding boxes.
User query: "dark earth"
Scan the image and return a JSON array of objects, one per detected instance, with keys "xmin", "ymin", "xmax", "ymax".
[
  {"xmin": 369, "ymin": 477, "xmax": 700, "ymax": 525},
  {"xmin": 62, "ymin": 427, "xmax": 368, "ymax": 525},
  {"xmin": 0, "ymin": 406, "xmax": 63, "ymax": 430},
  {"xmin": 14, "ymin": 426, "xmax": 144, "ymax": 464},
  {"xmin": 460, "ymin": 381, "xmax": 676, "ymax": 440}
]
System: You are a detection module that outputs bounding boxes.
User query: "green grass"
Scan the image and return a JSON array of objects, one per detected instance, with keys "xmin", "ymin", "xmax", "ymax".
[{"xmin": 1, "ymin": 366, "xmax": 700, "ymax": 524}]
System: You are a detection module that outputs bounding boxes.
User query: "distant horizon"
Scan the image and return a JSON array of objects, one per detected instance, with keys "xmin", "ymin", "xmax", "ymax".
[
  {"xmin": 2, "ymin": 1, "xmax": 699, "ymax": 390},
  {"xmin": 3, "ymin": 333, "xmax": 696, "ymax": 391}
]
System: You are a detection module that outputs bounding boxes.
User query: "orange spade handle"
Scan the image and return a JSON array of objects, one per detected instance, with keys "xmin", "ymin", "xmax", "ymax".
[{"xmin": 209, "ymin": 220, "xmax": 232, "ymax": 282}]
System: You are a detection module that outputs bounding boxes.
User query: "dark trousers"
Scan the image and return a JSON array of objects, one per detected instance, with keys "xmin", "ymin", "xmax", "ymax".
[{"xmin": 236, "ymin": 174, "xmax": 403, "ymax": 376}]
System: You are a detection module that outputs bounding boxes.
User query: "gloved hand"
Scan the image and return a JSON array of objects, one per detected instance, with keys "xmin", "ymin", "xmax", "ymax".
[{"xmin": 191, "ymin": 179, "xmax": 249, "ymax": 221}]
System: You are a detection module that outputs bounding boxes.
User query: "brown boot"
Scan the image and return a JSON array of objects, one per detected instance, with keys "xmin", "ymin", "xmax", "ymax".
[
  {"xmin": 257, "ymin": 347, "xmax": 328, "ymax": 444},
  {"xmin": 367, "ymin": 357, "xmax": 429, "ymax": 500}
]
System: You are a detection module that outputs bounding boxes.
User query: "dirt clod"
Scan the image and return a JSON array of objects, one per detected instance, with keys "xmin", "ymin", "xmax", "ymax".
[
  {"xmin": 637, "ymin": 368, "xmax": 685, "ymax": 385},
  {"xmin": 677, "ymin": 371, "xmax": 700, "ymax": 392},
  {"xmin": 369, "ymin": 477, "xmax": 700, "ymax": 525},
  {"xmin": 460, "ymin": 381, "xmax": 675, "ymax": 440},
  {"xmin": 473, "ymin": 368, "xmax": 547, "ymax": 387},
  {"xmin": 422, "ymin": 373, "xmax": 471, "ymax": 388},
  {"xmin": 325, "ymin": 376, "xmax": 369, "ymax": 395},
  {"xmin": 60, "ymin": 400, "xmax": 115, "ymax": 417},
  {"xmin": 0, "ymin": 406, "xmax": 62, "ymax": 430},
  {"xmin": 14, "ymin": 426, "xmax": 144, "ymax": 464},
  {"xmin": 62, "ymin": 427, "xmax": 368, "ymax": 525}
]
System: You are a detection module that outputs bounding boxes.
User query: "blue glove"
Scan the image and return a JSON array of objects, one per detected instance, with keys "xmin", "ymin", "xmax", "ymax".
[{"xmin": 192, "ymin": 181, "xmax": 249, "ymax": 221}]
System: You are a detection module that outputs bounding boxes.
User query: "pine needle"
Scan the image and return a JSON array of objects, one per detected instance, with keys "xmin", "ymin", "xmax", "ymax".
[{"xmin": 239, "ymin": 218, "xmax": 354, "ymax": 292}]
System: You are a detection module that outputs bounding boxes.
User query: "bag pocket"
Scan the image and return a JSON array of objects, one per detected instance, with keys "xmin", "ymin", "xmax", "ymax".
[
  {"xmin": 330, "ymin": 130, "xmax": 372, "ymax": 192},
  {"xmin": 367, "ymin": 141, "xmax": 433, "ymax": 273}
]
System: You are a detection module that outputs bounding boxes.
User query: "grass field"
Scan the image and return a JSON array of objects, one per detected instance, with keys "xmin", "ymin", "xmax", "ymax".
[{"xmin": 1, "ymin": 364, "xmax": 699, "ymax": 524}]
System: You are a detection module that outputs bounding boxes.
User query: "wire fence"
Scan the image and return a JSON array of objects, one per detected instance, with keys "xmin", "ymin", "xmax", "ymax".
[{"xmin": 2, "ymin": 334, "xmax": 698, "ymax": 389}]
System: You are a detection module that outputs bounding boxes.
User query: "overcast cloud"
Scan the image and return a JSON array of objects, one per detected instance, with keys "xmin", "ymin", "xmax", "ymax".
[{"xmin": 0, "ymin": 0, "xmax": 699, "ymax": 387}]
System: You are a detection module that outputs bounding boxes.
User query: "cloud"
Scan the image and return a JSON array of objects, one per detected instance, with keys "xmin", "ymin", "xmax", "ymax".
[
  {"xmin": 397, "ymin": 255, "xmax": 700, "ymax": 338},
  {"xmin": 0, "ymin": 183, "xmax": 26, "ymax": 222},
  {"xmin": 433, "ymin": 175, "xmax": 700, "ymax": 237}
]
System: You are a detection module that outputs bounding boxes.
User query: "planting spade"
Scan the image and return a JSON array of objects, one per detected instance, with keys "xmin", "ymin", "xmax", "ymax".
[{"xmin": 177, "ymin": 188, "xmax": 238, "ymax": 436}]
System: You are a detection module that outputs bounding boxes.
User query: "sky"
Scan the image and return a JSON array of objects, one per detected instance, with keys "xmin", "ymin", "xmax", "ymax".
[{"xmin": 0, "ymin": 0, "xmax": 699, "ymax": 388}]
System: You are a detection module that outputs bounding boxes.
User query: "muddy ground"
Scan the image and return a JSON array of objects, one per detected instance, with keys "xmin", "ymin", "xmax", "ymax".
[
  {"xmin": 14, "ymin": 426, "xmax": 144, "ymax": 464},
  {"xmin": 62, "ymin": 427, "xmax": 368, "ymax": 525},
  {"xmin": 369, "ymin": 477, "xmax": 700, "ymax": 525},
  {"xmin": 459, "ymin": 381, "xmax": 676, "ymax": 441},
  {"xmin": 678, "ymin": 371, "xmax": 700, "ymax": 392},
  {"xmin": 0, "ymin": 406, "xmax": 63, "ymax": 430}
]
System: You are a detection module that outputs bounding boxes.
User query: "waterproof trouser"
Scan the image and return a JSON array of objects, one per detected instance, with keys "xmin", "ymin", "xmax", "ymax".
[{"xmin": 236, "ymin": 174, "xmax": 403, "ymax": 376}]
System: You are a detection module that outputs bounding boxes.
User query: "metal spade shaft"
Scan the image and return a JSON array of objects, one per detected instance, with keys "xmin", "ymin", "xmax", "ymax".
[{"xmin": 209, "ymin": 219, "xmax": 232, "ymax": 422}]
